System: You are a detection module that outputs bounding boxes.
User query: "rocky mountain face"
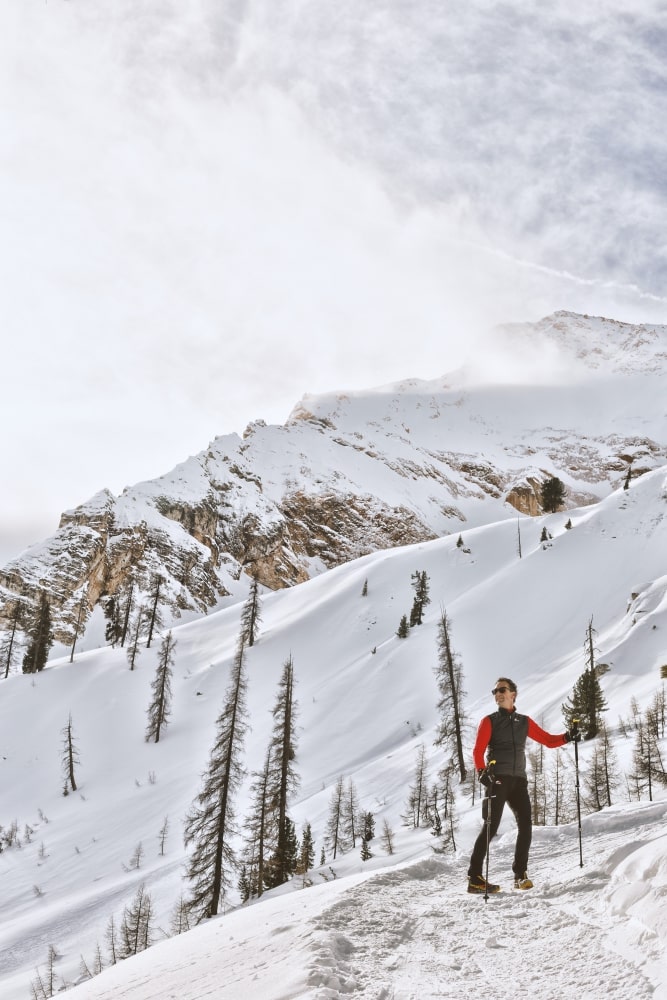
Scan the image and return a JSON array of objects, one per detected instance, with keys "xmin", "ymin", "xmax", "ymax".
[{"xmin": 1, "ymin": 311, "xmax": 665, "ymax": 647}]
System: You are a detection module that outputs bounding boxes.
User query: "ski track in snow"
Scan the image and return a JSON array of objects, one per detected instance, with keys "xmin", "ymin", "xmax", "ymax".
[{"xmin": 304, "ymin": 824, "xmax": 665, "ymax": 1000}]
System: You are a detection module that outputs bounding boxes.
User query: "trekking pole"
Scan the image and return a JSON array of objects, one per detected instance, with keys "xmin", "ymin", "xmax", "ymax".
[
  {"xmin": 483, "ymin": 760, "xmax": 497, "ymax": 902},
  {"xmin": 572, "ymin": 719, "xmax": 583, "ymax": 868}
]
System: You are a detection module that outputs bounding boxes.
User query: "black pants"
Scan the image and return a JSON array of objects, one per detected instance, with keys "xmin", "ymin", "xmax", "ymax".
[{"xmin": 468, "ymin": 775, "xmax": 532, "ymax": 878}]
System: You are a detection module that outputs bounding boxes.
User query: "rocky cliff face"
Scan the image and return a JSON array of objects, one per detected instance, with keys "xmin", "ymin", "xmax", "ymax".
[{"xmin": 1, "ymin": 312, "xmax": 665, "ymax": 648}]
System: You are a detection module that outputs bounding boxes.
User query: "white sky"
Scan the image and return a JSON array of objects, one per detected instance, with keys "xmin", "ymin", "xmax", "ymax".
[{"xmin": 2, "ymin": 1, "xmax": 667, "ymax": 562}]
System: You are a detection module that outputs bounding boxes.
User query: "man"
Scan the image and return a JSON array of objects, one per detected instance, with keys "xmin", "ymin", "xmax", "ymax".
[{"xmin": 467, "ymin": 676, "xmax": 577, "ymax": 894}]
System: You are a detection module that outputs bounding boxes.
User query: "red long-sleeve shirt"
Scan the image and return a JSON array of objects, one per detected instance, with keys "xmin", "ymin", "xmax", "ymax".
[{"xmin": 473, "ymin": 713, "xmax": 567, "ymax": 771}]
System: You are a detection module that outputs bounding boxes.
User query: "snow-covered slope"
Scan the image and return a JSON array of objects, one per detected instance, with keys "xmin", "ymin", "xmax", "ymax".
[
  {"xmin": 1, "ymin": 464, "xmax": 666, "ymax": 998},
  {"xmin": 1, "ymin": 312, "xmax": 665, "ymax": 650}
]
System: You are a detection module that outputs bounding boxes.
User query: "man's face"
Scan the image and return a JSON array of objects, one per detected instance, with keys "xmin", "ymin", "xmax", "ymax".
[{"xmin": 493, "ymin": 681, "xmax": 515, "ymax": 710}]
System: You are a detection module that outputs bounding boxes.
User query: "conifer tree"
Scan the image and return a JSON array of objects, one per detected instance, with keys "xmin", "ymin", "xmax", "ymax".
[
  {"xmin": 405, "ymin": 744, "xmax": 429, "ymax": 828},
  {"xmin": 380, "ymin": 819, "xmax": 395, "ymax": 855},
  {"xmin": 118, "ymin": 883, "xmax": 153, "ymax": 957},
  {"xmin": 541, "ymin": 476, "xmax": 566, "ymax": 512},
  {"xmin": 183, "ymin": 635, "xmax": 249, "ymax": 920},
  {"xmin": 241, "ymin": 746, "xmax": 273, "ymax": 899},
  {"xmin": 264, "ymin": 656, "xmax": 299, "ymax": 889},
  {"xmin": 630, "ymin": 707, "xmax": 667, "ymax": 800},
  {"xmin": 103, "ymin": 594, "xmax": 122, "ymax": 647},
  {"xmin": 126, "ymin": 606, "xmax": 144, "ymax": 671},
  {"xmin": 145, "ymin": 631, "xmax": 175, "ymax": 743},
  {"xmin": 2, "ymin": 598, "xmax": 25, "ymax": 678},
  {"xmin": 432, "ymin": 763, "xmax": 459, "ymax": 851},
  {"xmin": 397, "ymin": 614, "xmax": 410, "ymax": 638},
  {"xmin": 237, "ymin": 865, "xmax": 252, "ymax": 903},
  {"xmin": 583, "ymin": 723, "xmax": 619, "ymax": 811},
  {"xmin": 119, "ymin": 580, "xmax": 134, "ymax": 648},
  {"xmin": 409, "ymin": 570, "xmax": 430, "ymax": 626},
  {"xmin": 22, "ymin": 591, "xmax": 53, "ymax": 674},
  {"xmin": 297, "ymin": 822, "xmax": 315, "ymax": 874},
  {"xmin": 433, "ymin": 610, "xmax": 468, "ymax": 782},
  {"xmin": 527, "ymin": 746, "xmax": 546, "ymax": 825},
  {"xmin": 546, "ymin": 750, "xmax": 576, "ymax": 825},
  {"xmin": 105, "ymin": 914, "xmax": 119, "ymax": 965},
  {"xmin": 562, "ymin": 619, "xmax": 608, "ymax": 739},
  {"xmin": 362, "ymin": 811, "xmax": 375, "ymax": 843},
  {"xmin": 69, "ymin": 588, "xmax": 89, "ymax": 663},
  {"xmin": 61, "ymin": 713, "xmax": 80, "ymax": 795},
  {"xmin": 145, "ymin": 575, "xmax": 163, "ymax": 649},
  {"xmin": 240, "ymin": 576, "xmax": 262, "ymax": 647},
  {"xmin": 341, "ymin": 777, "xmax": 361, "ymax": 848},
  {"xmin": 169, "ymin": 895, "xmax": 192, "ymax": 936},
  {"xmin": 325, "ymin": 775, "xmax": 346, "ymax": 859}
]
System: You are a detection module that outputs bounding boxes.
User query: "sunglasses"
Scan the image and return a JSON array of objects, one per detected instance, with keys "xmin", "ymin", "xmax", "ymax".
[{"xmin": 491, "ymin": 686, "xmax": 511, "ymax": 695}]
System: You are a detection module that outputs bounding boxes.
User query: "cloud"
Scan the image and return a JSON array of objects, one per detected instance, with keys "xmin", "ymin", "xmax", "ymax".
[{"xmin": 1, "ymin": 1, "xmax": 666, "ymax": 559}]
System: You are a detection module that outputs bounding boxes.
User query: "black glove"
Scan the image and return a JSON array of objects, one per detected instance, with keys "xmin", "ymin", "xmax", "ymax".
[
  {"xmin": 564, "ymin": 728, "xmax": 581, "ymax": 743},
  {"xmin": 478, "ymin": 767, "xmax": 494, "ymax": 787}
]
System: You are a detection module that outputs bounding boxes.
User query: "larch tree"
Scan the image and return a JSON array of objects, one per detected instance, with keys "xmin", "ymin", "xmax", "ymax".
[
  {"xmin": 2, "ymin": 598, "xmax": 25, "ymax": 678},
  {"xmin": 119, "ymin": 580, "xmax": 135, "ymax": 648},
  {"xmin": 61, "ymin": 713, "xmax": 80, "ymax": 795},
  {"xmin": 22, "ymin": 591, "xmax": 53, "ymax": 674},
  {"xmin": 583, "ymin": 722, "xmax": 619, "ymax": 811},
  {"xmin": 145, "ymin": 575, "xmax": 163, "ymax": 649},
  {"xmin": 240, "ymin": 576, "xmax": 262, "ymax": 647},
  {"xmin": 118, "ymin": 883, "xmax": 153, "ymax": 958},
  {"xmin": 433, "ymin": 609, "xmax": 468, "ymax": 782},
  {"xmin": 405, "ymin": 744, "xmax": 429, "ymax": 828},
  {"xmin": 341, "ymin": 777, "xmax": 361, "ymax": 849},
  {"xmin": 241, "ymin": 746, "xmax": 273, "ymax": 900},
  {"xmin": 145, "ymin": 631, "xmax": 175, "ymax": 744},
  {"xmin": 264, "ymin": 655, "xmax": 300, "ymax": 889},
  {"xmin": 325, "ymin": 775, "xmax": 346, "ymax": 859},
  {"xmin": 69, "ymin": 588, "xmax": 89, "ymax": 663},
  {"xmin": 126, "ymin": 606, "xmax": 144, "ymax": 671},
  {"xmin": 183, "ymin": 635, "xmax": 249, "ymax": 920}
]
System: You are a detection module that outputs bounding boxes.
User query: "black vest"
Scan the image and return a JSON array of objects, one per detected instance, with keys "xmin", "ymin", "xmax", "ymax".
[{"xmin": 487, "ymin": 709, "xmax": 528, "ymax": 778}]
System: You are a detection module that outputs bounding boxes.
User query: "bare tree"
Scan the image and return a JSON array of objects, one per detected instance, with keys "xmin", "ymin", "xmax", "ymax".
[
  {"xmin": 119, "ymin": 883, "xmax": 153, "ymax": 958},
  {"xmin": 434, "ymin": 609, "xmax": 468, "ymax": 782},
  {"xmin": 405, "ymin": 744, "xmax": 429, "ymax": 828},
  {"xmin": 61, "ymin": 714, "xmax": 80, "ymax": 794},
  {"xmin": 2, "ymin": 598, "xmax": 25, "ymax": 678},
  {"xmin": 69, "ymin": 588, "xmax": 89, "ymax": 663},
  {"xmin": 325, "ymin": 776, "xmax": 346, "ymax": 859},
  {"xmin": 380, "ymin": 819, "xmax": 395, "ymax": 855},
  {"xmin": 341, "ymin": 777, "xmax": 361, "ymax": 848}
]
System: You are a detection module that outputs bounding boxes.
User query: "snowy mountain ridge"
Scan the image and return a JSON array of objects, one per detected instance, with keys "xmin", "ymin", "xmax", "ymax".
[
  {"xmin": 0, "ymin": 454, "xmax": 666, "ymax": 998},
  {"xmin": 1, "ymin": 311, "xmax": 666, "ymax": 655}
]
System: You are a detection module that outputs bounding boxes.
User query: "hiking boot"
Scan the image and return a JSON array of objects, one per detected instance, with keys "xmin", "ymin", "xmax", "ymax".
[
  {"xmin": 514, "ymin": 872, "xmax": 533, "ymax": 890},
  {"xmin": 467, "ymin": 874, "xmax": 500, "ymax": 894}
]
